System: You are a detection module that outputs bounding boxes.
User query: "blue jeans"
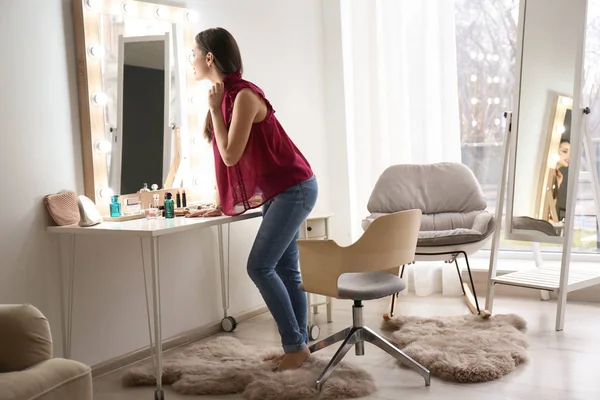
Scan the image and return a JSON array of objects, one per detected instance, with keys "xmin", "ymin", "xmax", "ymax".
[{"xmin": 247, "ymin": 176, "xmax": 318, "ymax": 353}]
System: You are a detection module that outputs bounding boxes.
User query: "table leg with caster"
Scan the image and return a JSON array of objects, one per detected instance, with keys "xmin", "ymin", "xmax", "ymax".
[
  {"xmin": 218, "ymin": 224, "xmax": 237, "ymax": 332},
  {"xmin": 149, "ymin": 236, "xmax": 164, "ymax": 399},
  {"xmin": 58, "ymin": 234, "xmax": 76, "ymax": 359}
]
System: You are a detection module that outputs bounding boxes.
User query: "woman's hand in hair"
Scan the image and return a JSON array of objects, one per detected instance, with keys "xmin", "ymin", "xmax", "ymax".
[{"xmin": 208, "ymin": 82, "xmax": 225, "ymax": 111}]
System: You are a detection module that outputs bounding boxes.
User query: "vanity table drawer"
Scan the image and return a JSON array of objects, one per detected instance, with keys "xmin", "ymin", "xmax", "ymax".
[{"xmin": 305, "ymin": 218, "xmax": 327, "ymax": 239}]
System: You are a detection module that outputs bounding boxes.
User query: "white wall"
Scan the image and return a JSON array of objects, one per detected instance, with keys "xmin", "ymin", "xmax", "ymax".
[
  {"xmin": 0, "ymin": 0, "xmax": 342, "ymax": 367},
  {"xmin": 512, "ymin": 0, "xmax": 585, "ymax": 217}
]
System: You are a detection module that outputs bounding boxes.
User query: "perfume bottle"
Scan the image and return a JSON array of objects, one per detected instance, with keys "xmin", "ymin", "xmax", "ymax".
[
  {"xmin": 145, "ymin": 203, "xmax": 158, "ymax": 220},
  {"xmin": 110, "ymin": 195, "xmax": 121, "ymax": 217},
  {"xmin": 164, "ymin": 192, "xmax": 175, "ymax": 219}
]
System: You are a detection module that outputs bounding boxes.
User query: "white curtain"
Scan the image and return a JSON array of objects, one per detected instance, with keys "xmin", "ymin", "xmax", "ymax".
[{"xmin": 340, "ymin": 0, "xmax": 464, "ymax": 296}]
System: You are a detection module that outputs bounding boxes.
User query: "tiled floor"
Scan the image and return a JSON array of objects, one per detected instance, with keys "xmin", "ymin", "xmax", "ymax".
[{"xmin": 93, "ymin": 295, "xmax": 600, "ymax": 400}]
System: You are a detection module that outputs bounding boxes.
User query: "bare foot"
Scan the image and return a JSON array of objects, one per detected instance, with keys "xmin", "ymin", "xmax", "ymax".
[
  {"xmin": 275, "ymin": 347, "xmax": 310, "ymax": 371},
  {"xmin": 262, "ymin": 353, "xmax": 284, "ymax": 362}
]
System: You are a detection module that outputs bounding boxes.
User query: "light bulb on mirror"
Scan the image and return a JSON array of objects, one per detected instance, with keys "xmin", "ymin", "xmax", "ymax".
[
  {"xmin": 188, "ymin": 53, "xmax": 195, "ymax": 63},
  {"xmin": 85, "ymin": 0, "xmax": 99, "ymax": 9},
  {"xmin": 552, "ymin": 154, "xmax": 561, "ymax": 164},
  {"xmin": 94, "ymin": 140, "xmax": 112, "ymax": 153},
  {"xmin": 470, "ymin": 74, "xmax": 477, "ymax": 82},
  {"xmin": 88, "ymin": 45, "xmax": 105, "ymax": 58},
  {"xmin": 185, "ymin": 10, "xmax": 199, "ymax": 22},
  {"xmin": 155, "ymin": 6, "xmax": 169, "ymax": 19},
  {"xmin": 471, "ymin": 120, "xmax": 478, "ymax": 127},
  {"xmin": 92, "ymin": 92, "xmax": 108, "ymax": 106},
  {"xmin": 470, "ymin": 98, "xmax": 478, "ymax": 105},
  {"xmin": 494, "ymin": 118, "xmax": 501, "ymax": 126},
  {"xmin": 98, "ymin": 187, "xmax": 114, "ymax": 200},
  {"xmin": 122, "ymin": 1, "xmax": 134, "ymax": 14},
  {"xmin": 557, "ymin": 125, "xmax": 566, "ymax": 134}
]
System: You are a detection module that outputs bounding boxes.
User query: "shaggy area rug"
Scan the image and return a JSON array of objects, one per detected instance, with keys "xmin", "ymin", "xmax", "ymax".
[
  {"xmin": 122, "ymin": 336, "xmax": 376, "ymax": 399},
  {"xmin": 380, "ymin": 313, "xmax": 529, "ymax": 383}
]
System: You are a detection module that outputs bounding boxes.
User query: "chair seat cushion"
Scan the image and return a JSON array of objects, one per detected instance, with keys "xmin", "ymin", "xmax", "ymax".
[
  {"xmin": 337, "ymin": 271, "xmax": 406, "ymax": 301},
  {"xmin": 418, "ymin": 228, "xmax": 486, "ymax": 247},
  {"xmin": 363, "ymin": 211, "xmax": 495, "ymax": 248},
  {"xmin": 0, "ymin": 358, "xmax": 92, "ymax": 400}
]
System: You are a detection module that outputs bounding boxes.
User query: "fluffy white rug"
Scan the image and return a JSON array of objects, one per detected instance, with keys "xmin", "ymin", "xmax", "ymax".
[
  {"xmin": 380, "ymin": 313, "xmax": 529, "ymax": 383},
  {"xmin": 122, "ymin": 336, "xmax": 376, "ymax": 399}
]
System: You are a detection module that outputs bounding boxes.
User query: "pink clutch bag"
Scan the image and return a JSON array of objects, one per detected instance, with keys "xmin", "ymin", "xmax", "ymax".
[{"xmin": 44, "ymin": 191, "xmax": 80, "ymax": 226}]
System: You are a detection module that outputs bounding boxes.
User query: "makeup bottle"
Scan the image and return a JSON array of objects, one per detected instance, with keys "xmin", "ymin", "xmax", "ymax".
[
  {"xmin": 164, "ymin": 192, "xmax": 175, "ymax": 219},
  {"xmin": 152, "ymin": 194, "xmax": 162, "ymax": 218},
  {"xmin": 110, "ymin": 195, "xmax": 121, "ymax": 217},
  {"xmin": 145, "ymin": 203, "xmax": 158, "ymax": 220},
  {"xmin": 182, "ymin": 189, "xmax": 187, "ymax": 207},
  {"xmin": 176, "ymin": 191, "xmax": 182, "ymax": 208}
]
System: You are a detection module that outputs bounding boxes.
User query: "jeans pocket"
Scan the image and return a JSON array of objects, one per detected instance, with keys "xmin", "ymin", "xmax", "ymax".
[{"xmin": 300, "ymin": 178, "xmax": 318, "ymax": 212}]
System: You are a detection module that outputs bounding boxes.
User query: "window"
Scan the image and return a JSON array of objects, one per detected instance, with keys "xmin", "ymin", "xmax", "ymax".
[{"xmin": 455, "ymin": 0, "xmax": 600, "ymax": 254}]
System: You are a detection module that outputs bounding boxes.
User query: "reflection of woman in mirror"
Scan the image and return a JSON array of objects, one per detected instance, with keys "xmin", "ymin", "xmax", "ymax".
[
  {"xmin": 552, "ymin": 138, "xmax": 570, "ymax": 221},
  {"xmin": 186, "ymin": 28, "xmax": 317, "ymax": 370}
]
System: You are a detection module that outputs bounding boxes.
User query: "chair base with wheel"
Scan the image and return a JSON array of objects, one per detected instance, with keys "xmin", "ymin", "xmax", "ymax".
[
  {"xmin": 297, "ymin": 210, "xmax": 431, "ymax": 391},
  {"xmin": 309, "ymin": 294, "xmax": 430, "ymax": 391}
]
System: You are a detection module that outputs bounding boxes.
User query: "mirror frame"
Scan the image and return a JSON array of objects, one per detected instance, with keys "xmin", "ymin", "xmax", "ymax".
[
  {"xmin": 72, "ymin": 0, "xmax": 203, "ymax": 212},
  {"xmin": 505, "ymin": 0, "xmax": 588, "ymax": 244}
]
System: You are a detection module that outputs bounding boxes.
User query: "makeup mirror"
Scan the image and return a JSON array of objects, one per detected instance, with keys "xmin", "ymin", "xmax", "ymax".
[
  {"xmin": 112, "ymin": 34, "xmax": 172, "ymax": 195},
  {"xmin": 73, "ymin": 0, "xmax": 215, "ymax": 213},
  {"xmin": 506, "ymin": 0, "xmax": 587, "ymax": 244}
]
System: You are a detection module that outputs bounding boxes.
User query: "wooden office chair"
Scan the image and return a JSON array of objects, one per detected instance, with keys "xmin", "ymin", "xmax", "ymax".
[{"xmin": 298, "ymin": 210, "xmax": 431, "ymax": 390}]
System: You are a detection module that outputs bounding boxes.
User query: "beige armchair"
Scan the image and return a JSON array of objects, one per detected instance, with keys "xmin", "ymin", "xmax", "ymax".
[
  {"xmin": 298, "ymin": 210, "xmax": 430, "ymax": 390},
  {"xmin": 362, "ymin": 163, "xmax": 495, "ymax": 318},
  {"xmin": 0, "ymin": 304, "xmax": 93, "ymax": 400}
]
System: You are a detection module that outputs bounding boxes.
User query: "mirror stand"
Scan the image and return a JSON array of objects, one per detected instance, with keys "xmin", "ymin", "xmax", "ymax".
[{"xmin": 486, "ymin": 112, "xmax": 600, "ymax": 331}]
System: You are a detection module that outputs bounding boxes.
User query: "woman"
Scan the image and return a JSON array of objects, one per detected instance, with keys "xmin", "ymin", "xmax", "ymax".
[
  {"xmin": 552, "ymin": 138, "xmax": 570, "ymax": 221},
  {"xmin": 185, "ymin": 27, "xmax": 317, "ymax": 371}
]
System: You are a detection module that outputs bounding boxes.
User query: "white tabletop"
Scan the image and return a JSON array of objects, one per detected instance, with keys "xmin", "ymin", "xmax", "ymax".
[
  {"xmin": 47, "ymin": 210, "xmax": 263, "ymax": 238},
  {"xmin": 306, "ymin": 212, "xmax": 334, "ymax": 220}
]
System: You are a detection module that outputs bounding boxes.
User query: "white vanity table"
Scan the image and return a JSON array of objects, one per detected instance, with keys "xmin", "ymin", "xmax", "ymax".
[{"xmin": 47, "ymin": 210, "xmax": 262, "ymax": 398}]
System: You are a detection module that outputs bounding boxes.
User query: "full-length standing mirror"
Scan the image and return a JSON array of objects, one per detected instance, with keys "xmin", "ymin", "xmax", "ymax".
[
  {"xmin": 487, "ymin": 0, "xmax": 600, "ymax": 332},
  {"xmin": 506, "ymin": 0, "xmax": 588, "ymax": 244}
]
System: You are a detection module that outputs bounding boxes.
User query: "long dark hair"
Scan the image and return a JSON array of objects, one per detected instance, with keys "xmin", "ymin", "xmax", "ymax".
[
  {"xmin": 552, "ymin": 138, "xmax": 570, "ymax": 200},
  {"xmin": 195, "ymin": 28, "xmax": 243, "ymax": 142}
]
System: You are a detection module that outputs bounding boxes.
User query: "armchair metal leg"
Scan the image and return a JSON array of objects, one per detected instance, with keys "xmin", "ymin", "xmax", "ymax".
[
  {"xmin": 315, "ymin": 329, "xmax": 360, "ymax": 391},
  {"xmin": 454, "ymin": 259, "xmax": 466, "ymax": 295},
  {"xmin": 384, "ymin": 264, "xmax": 406, "ymax": 320},
  {"xmin": 309, "ymin": 327, "xmax": 353, "ymax": 354},
  {"xmin": 363, "ymin": 326, "xmax": 430, "ymax": 386},
  {"xmin": 458, "ymin": 251, "xmax": 491, "ymax": 318}
]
